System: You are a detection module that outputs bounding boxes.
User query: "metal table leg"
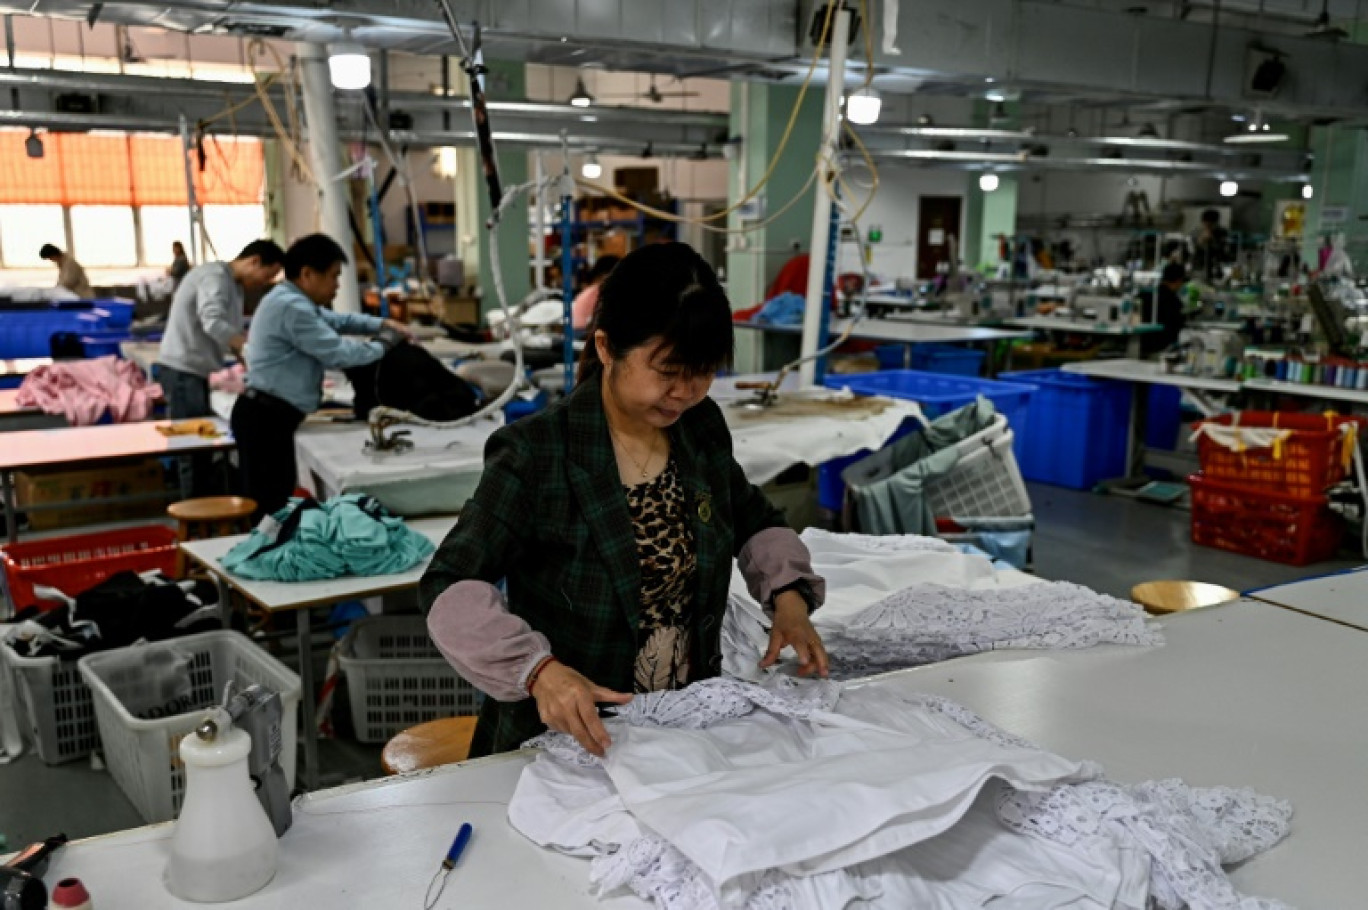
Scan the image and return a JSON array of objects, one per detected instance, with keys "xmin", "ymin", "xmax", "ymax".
[
  {"xmin": 296, "ymin": 607, "xmax": 319, "ymax": 791},
  {"xmin": 2, "ymin": 471, "xmax": 16, "ymax": 545},
  {"xmin": 1126, "ymin": 334, "xmax": 1142, "ymax": 359}
]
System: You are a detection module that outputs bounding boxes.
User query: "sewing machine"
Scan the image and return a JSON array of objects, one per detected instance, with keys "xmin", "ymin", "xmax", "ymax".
[{"xmin": 1175, "ymin": 327, "xmax": 1245, "ymax": 377}]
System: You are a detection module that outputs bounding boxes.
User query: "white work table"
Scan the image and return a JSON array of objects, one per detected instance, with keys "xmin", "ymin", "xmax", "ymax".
[
  {"xmin": 39, "ymin": 598, "xmax": 1363, "ymax": 909},
  {"xmin": 736, "ymin": 317, "xmax": 1030, "ymax": 346},
  {"xmin": 1243, "ymin": 377, "xmax": 1368, "ymax": 408},
  {"xmin": 179, "ymin": 516, "xmax": 458, "ymax": 791},
  {"xmin": 294, "ymin": 417, "xmax": 502, "ymax": 516},
  {"xmin": 1247, "ymin": 565, "xmax": 1368, "ymax": 631},
  {"xmin": 1061, "ymin": 357, "xmax": 1241, "ymax": 394},
  {"xmin": 1006, "ymin": 316, "xmax": 1162, "ymax": 359},
  {"xmin": 0, "ymin": 418, "xmax": 234, "ymax": 544}
]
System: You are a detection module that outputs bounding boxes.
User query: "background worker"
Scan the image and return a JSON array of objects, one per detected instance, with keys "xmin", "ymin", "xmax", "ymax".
[
  {"xmin": 39, "ymin": 243, "xmax": 93, "ymax": 298},
  {"xmin": 156, "ymin": 239, "xmax": 285, "ymax": 495},
  {"xmin": 231, "ymin": 233, "xmax": 411, "ymax": 518}
]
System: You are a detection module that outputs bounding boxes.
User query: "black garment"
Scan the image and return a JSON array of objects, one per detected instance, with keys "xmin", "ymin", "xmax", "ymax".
[
  {"xmin": 231, "ymin": 388, "xmax": 306, "ymax": 519},
  {"xmin": 343, "ymin": 343, "xmax": 480, "ymax": 422},
  {"xmin": 162, "ymin": 364, "xmax": 221, "ymax": 497},
  {"xmin": 1145, "ymin": 285, "xmax": 1187, "ymax": 355}
]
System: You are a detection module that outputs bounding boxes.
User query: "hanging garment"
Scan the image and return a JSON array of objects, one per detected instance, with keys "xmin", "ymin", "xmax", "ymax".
[
  {"xmin": 343, "ymin": 342, "xmax": 480, "ymax": 423},
  {"xmin": 509, "ymin": 677, "xmax": 1293, "ymax": 910},
  {"xmin": 221, "ymin": 493, "xmax": 434, "ymax": 582},
  {"xmin": 15, "ymin": 355, "xmax": 162, "ymax": 425}
]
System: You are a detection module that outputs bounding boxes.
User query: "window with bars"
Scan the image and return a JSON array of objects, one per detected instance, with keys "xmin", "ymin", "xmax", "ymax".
[{"xmin": 0, "ymin": 129, "xmax": 266, "ymax": 268}]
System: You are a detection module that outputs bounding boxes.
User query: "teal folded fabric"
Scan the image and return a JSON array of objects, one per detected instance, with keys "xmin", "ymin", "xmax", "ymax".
[{"xmin": 223, "ymin": 493, "xmax": 435, "ymax": 582}]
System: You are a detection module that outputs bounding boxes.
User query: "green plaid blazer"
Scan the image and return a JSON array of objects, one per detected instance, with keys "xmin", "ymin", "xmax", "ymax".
[{"xmin": 419, "ymin": 374, "xmax": 787, "ymax": 755}]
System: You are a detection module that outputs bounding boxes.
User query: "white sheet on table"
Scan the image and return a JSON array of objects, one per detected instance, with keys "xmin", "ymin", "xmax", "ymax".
[
  {"xmin": 722, "ymin": 389, "xmax": 920, "ymax": 486},
  {"xmin": 294, "ymin": 417, "xmax": 501, "ymax": 497}
]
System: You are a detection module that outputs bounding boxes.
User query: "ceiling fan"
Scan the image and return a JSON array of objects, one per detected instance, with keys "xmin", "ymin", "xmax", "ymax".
[
  {"xmin": 1306, "ymin": 0, "xmax": 1348, "ymax": 40},
  {"xmin": 598, "ymin": 74, "xmax": 700, "ymax": 104}
]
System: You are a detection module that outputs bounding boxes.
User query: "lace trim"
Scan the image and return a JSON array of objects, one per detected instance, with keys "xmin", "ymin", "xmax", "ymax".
[
  {"xmin": 824, "ymin": 581, "xmax": 1163, "ymax": 678},
  {"xmin": 589, "ymin": 833, "xmax": 797, "ymax": 910},
  {"xmin": 799, "ymin": 527, "xmax": 957, "ymax": 554}
]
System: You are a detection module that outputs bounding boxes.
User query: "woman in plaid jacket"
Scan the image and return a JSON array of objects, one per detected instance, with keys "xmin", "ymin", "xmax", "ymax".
[{"xmin": 422, "ymin": 243, "xmax": 828, "ymax": 758}]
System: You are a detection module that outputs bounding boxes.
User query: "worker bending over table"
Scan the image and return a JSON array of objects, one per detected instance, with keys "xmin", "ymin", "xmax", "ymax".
[
  {"xmin": 232, "ymin": 233, "xmax": 411, "ymax": 518},
  {"xmin": 39, "ymin": 243, "xmax": 93, "ymax": 298},
  {"xmin": 422, "ymin": 242, "xmax": 829, "ymax": 758},
  {"xmin": 157, "ymin": 239, "xmax": 285, "ymax": 495}
]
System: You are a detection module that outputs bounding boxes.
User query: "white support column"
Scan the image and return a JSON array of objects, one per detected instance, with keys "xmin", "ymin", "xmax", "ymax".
[
  {"xmin": 297, "ymin": 42, "xmax": 361, "ymax": 315},
  {"xmin": 799, "ymin": 5, "xmax": 851, "ymax": 385}
]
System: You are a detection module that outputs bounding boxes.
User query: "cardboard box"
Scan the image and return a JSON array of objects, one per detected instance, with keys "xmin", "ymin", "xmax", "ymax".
[
  {"xmin": 440, "ymin": 295, "xmax": 481, "ymax": 327},
  {"xmin": 16, "ymin": 458, "xmax": 169, "ymax": 530}
]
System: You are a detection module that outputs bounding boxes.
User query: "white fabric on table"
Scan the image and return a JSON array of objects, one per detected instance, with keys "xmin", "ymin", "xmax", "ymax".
[
  {"xmin": 721, "ymin": 388, "xmax": 921, "ymax": 487},
  {"xmin": 510, "ymin": 677, "xmax": 1292, "ymax": 910},
  {"xmin": 294, "ymin": 416, "xmax": 501, "ymax": 499}
]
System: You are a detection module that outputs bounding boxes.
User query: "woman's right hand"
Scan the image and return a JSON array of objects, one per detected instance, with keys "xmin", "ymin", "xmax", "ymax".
[{"xmin": 531, "ymin": 661, "xmax": 632, "ymax": 757}]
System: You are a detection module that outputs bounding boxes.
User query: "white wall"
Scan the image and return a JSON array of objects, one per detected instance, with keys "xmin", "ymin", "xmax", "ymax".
[{"xmin": 833, "ymin": 164, "xmax": 971, "ymax": 281}]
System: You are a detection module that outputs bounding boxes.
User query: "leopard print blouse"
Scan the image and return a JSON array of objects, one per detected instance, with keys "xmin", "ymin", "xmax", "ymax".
[{"xmin": 623, "ymin": 456, "xmax": 697, "ymax": 693}]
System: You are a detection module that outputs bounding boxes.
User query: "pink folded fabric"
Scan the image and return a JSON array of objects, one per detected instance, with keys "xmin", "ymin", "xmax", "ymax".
[{"xmin": 16, "ymin": 355, "xmax": 163, "ymax": 425}]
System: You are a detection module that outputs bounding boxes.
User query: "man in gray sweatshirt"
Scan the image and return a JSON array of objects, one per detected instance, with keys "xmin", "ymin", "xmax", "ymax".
[{"xmin": 156, "ymin": 239, "xmax": 284, "ymax": 495}]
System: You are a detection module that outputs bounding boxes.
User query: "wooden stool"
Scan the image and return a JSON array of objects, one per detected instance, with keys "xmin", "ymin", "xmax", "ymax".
[
  {"xmin": 167, "ymin": 496, "xmax": 257, "ymax": 578},
  {"xmin": 381, "ymin": 716, "xmax": 479, "ymax": 775},
  {"xmin": 1131, "ymin": 580, "xmax": 1240, "ymax": 615}
]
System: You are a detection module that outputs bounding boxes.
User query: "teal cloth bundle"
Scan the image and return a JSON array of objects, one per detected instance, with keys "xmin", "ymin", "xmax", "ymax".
[{"xmin": 222, "ymin": 493, "xmax": 435, "ymax": 582}]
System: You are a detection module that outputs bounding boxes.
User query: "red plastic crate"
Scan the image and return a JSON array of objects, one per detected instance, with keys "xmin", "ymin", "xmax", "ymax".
[
  {"xmin": 2, "ymin": 525, "xmax": 178, "ymax": 610},
  {"xmin": 1188, "ymin": 474, "xmax": 1343, "ymax": 566},
  {"xmin": 1194, "ymin": 411, "xmax": 1364, "ymax": 497}
]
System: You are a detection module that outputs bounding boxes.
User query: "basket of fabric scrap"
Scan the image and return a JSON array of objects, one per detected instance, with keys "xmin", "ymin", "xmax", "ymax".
[
  {"xmin": 337, "ymin": 615, "xmax": 483, "ymax": 744},
  {"xmin": 839, "ymin": 399, "xmax": 1032, "ymax": 561},
  {"xmin": 2, "ymin": 571, "xmax": 221, "ymax": 765},
  {"xmin": 1192, "ymin": 411, "xmax": 1365, "ymax": 498}
]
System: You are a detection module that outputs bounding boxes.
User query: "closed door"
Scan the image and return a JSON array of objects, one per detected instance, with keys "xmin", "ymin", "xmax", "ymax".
[{"xmin": 917, "ymin": 196, "xmax": 962, "ymax": 279}]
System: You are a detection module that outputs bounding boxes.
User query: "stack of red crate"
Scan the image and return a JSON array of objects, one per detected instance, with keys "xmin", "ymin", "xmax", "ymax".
[{"xmin": 1189, "ymin": 412, "xmax": 1364, "ymax": 565}]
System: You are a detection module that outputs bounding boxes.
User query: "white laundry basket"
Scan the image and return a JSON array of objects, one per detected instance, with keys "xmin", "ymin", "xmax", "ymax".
[
  {"xmin": 78, "ymin": 630, "xmax": 300, "ymax": 824},
  {"xmin": 1, "ymin": 644, "xmax": 100, "ymax": 764},
  {"xmin": 337, "ymin": 615, "xmax": 483, "ymax": 744},
  {"xmin": 923, "ymin": 417, "xmax": 1032, "ymax": 519}
]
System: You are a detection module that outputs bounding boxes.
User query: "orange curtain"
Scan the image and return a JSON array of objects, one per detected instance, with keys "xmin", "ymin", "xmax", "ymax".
[{"xmin": 0, "ymin": 130, "xmax": 263, "ymax": 206}]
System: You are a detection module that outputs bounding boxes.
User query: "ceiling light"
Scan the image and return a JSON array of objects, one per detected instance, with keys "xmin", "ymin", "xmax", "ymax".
[
  {"xmin": 845, "ymin": 87, "xmax": 882, "ymax": 125},
  {"xmin": 1302, "ymin": 184, "xmax": 1314, "ymax": 200},
  {"xmin": 979, "ymin": 173, "xmax": 1000, "ymax": 192},
  {"xmin": 1225, "ymin": 110, "xmax": 1288, "ymax": 143},
  {"xmin": 916, "ymin": 114, "xmax": 934, "ymax": 127},
  {"xmin": 1220, "ymin": 180, "xmax": 1239, "ymax": 197},
  {"xmin": 327, "ymin": 38, "xmax": 371, "ymax": 91},
  {"xmin": 581, "ymin": 154, "xmax": 602, "ymax": 179},
  {"xmin": 569, "ymin": 76, "xmax": 594, "ymax": 108},
  {"xmin": 985, "ymin": 88, "xmax": 1006, "ymax": 103}
]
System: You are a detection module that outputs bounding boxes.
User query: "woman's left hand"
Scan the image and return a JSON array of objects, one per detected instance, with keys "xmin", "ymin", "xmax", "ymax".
[{"xmin": 759, "ymin": 592, "xmax": 830, "ymax": 678}]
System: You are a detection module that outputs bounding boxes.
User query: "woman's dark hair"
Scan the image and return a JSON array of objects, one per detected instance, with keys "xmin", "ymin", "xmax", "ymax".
[
  {"xmin": 578, "ymin": 242, "xmax": 733, "ymax": 383},
  {"xmin": 283, "ymin": 233, "xmax": 348, "ymax": 281}
]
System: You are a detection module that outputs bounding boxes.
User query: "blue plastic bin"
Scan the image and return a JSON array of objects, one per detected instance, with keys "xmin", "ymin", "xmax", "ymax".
[
  {"xmin": 1000, "ymin": 369, "xmax": 1130, "ymax": 489},
  {"xmin": 504, "ymin": 389, "xmax": 548, "ymax": 422},
  {"xmin": 817, "ymin": 370, "xmax": 1037, "ymax": 510},
  {"xmin": 874, "ymin": 343, "xmax": 986, "ymax": 376},
  {"xmin": 1145, "ymin": 385, "xmax": 1182, "ymax": 451},
  {"xmin": 0, "ymin": 301, "xmax": 133, "ymax": 358}
]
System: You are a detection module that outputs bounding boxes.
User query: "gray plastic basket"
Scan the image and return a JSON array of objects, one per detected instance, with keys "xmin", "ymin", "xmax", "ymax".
[
  {"xmin": 1, "ymin": 643, "xmax": 100, "ymax": 764},
  {"xmin": 78, "ymin": 630, "xmax": 300, "ymax": 824},
  {"xmin": 337, "ymin": 615, "xmax": 482, "ymax": 744}
]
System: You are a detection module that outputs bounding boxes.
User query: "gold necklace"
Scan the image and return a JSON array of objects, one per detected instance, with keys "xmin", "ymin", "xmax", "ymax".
[{"xmin": 608, "ymin": 425, "xmax": 659, "ymax": 481}]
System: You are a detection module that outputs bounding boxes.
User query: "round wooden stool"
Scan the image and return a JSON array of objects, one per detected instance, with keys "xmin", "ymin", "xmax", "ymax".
[
  {"xmin": 381, "ymin": 716, "xmax": 479, "ymax": 775},
  {"xmin": 1130, "ymin": 580, "xmax": 1240, "ymax": 615},
  {"xmin": 167, "ymin": 496, "xmax": 257, "ymax": 577}
]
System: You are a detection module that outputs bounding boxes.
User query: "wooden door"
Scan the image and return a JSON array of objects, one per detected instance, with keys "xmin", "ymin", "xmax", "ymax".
[{"xmin": 917, "ymin": 196, "xmax": 962, "ymax": 279}]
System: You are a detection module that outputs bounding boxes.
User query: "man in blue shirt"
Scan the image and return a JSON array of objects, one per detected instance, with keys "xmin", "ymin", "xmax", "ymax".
[{"xmin": 231, "ymin": 233, "xmax": 410, "ymax": 518}]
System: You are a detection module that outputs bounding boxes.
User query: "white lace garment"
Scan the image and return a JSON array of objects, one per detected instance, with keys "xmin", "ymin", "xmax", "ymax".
[
  {"xmin": 724, "ymin": 530, "xmax": 1161, "ymax": 681},
  {"xmin": 509, "ymin": 677, "xmax": 1292, "ymax": 910}
]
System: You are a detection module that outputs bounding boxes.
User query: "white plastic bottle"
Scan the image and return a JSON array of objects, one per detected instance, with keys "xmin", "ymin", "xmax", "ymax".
[{"xmin": 164, "ymin": 711, "xmax": 278, "ymax": 902}]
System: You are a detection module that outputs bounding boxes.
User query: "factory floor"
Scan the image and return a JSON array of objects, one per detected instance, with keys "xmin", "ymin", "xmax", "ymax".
[{"xmin": 1, "ymin": 482, "xmax": 1360, "ymax": 850}]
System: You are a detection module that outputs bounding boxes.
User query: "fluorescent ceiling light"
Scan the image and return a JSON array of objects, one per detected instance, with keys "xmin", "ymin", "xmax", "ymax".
[
  {"xmin": 569, "ymin": 76, "xmax": 594, "ymax": 108},
  {"xmin": 979, "ymin": 173, "xmax": 1000, "ymax": 192},
  {"xmin": 985, "ymin": 88, "xmax": 1007, "ymax": 103},
  {"xmin": 328, "ymin": 40, "xmax": 371, "ymax": 91},
  {"xmin": 846, "ymin": 87, "xmax": 882, "ymax": 125},
  {"xmin": 1302, "ymin": 184, "xmax": 1314, "ymax": 199},
  {"xmin": 1224, "ymin": 110, "xmax": 1287, "ymax": 143},
  {"xmin": 1220, "ymin": 180, "xmax": 1239, "ymax": 197},
  {"xmin": 433, "ymin": 147, "xmax": 458, "ymax": 179},
  {"xmin": 581, "ymin": 154, "xmax": 602, "ymax": 179}
]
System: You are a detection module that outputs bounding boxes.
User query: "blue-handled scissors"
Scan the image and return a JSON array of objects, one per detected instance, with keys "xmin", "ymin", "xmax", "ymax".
[{"xmin": 423, "ymin": 823, "xmax": 474, "ymax": 909}]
